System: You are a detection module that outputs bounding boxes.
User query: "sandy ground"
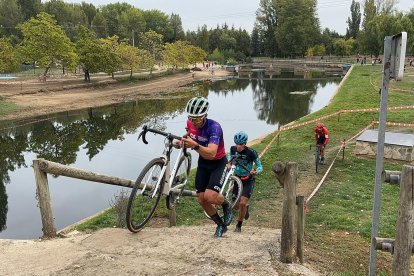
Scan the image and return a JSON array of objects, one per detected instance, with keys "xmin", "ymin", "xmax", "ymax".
[
  {"xmin": 0, "ymin": 68, "xmax": 228, "ymax": 122},
  {"xmin": 0, "ymin": 226, "xmax": 321, "ymax": 276},
  {"xmin": 0, "ymin": 68, "xmax": 323, "ymax": 275}
]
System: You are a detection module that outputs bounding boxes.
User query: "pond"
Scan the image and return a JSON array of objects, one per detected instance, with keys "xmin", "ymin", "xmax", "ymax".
[{"xmin": 0, "ymin": 71, "xmax": 342, "ymax": 239}]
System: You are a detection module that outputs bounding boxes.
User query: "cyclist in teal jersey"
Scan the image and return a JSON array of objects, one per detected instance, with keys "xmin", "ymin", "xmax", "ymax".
[
  {"xmin": 227, "ymin": 131, "xmax": 263, "ymax": 233},
  {"xmin": 180, "ymin": 96, "xmax": 232, "ymax": 238}
]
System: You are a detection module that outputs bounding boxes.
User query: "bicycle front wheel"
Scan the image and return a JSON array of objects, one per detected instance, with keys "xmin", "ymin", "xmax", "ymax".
[
  {"xmin": 203, "ymin": 175, "xmax": 244, "ymax": 220},
  {"xmin": 166, "ymin": 154, "xmax": 191, "ymax": 210},
  {"xmin": 315, "ymin": 149, "xmax": 320, "ymax": 173},
  {"xmin": 126, "ymin": 158, "xmax": 165, "ymax": 233}
]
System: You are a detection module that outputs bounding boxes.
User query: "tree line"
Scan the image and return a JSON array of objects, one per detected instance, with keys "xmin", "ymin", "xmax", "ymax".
[
  {"xmin": 254, "ymin": 0, "xmax": 413, "ymax": 58},
  {"xmin": 0, "ymin": 0, "xmax": 413, "ymax": 78}
]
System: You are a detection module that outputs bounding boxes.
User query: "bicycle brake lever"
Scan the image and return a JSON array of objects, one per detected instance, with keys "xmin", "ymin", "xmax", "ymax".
[{"xmin": 138, "ymin": 126, "xmax": 149, "ymax": 144}]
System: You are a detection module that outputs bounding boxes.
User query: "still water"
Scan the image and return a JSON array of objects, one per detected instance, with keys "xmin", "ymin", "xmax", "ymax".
[{"xmin": 0, "ymin": 72, "xmax": 341, "ymax": 239}]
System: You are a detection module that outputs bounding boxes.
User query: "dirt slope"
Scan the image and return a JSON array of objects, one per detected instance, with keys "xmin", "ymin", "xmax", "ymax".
[{"xmin": 0, "ymin": 226, "xmax": 320, "ymax": 276}]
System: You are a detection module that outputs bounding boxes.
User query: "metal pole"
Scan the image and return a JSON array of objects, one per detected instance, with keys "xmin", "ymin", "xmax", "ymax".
[
  {"xmin": 368, "ymin": 36, "xmax": 392, "ymax": 275},
  {"xmin": 132, "ymin": 30, "xmax": 135, "ymax": 47}
]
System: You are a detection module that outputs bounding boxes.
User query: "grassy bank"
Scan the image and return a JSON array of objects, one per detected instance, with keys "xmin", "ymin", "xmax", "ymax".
[{"xmin": 74, "ymin": 65, "xmax": 413, "ymax": 275}]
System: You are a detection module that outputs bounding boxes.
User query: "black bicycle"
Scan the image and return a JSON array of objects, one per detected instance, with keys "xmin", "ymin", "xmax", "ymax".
[{"xmin": 310, "ymin": 144, "xmax": 322, "ymax": 173}]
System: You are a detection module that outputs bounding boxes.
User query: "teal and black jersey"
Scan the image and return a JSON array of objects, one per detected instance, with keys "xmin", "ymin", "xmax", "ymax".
[{"xmin": 227, "ymin": 146, "xmax": 263, "ymax": 177}]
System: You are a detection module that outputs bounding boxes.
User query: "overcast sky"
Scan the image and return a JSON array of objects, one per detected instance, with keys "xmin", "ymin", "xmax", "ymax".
[{"xmin": 55, "ymin": 0, "xmax": 414, "ymax": 35}]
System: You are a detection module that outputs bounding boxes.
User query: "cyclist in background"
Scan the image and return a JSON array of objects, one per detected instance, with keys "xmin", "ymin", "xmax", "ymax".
[
  {"xmin": 315, "ymin": 122, "xmax": 329, "ymax": 164},
  {"xmin": 180, "ymin": 96, "xmax": 233, "ymax": 238},
  {"xmin": 227, "ymin": 131, "xmax": 263, "ymax": 233}
]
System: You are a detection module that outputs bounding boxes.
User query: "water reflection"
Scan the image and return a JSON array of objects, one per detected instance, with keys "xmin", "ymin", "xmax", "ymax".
[{"xmin": 0, "ymin": 73, "xmax": 340, "ymax": 238}]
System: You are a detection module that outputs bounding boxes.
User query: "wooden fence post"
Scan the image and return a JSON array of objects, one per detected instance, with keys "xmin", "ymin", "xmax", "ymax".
[
  {"xmin": 273, "ymin": 161, "xmax": 298, "ymax": 263},
  {"xmin": 33, "ymin": 159, "xmax": 57, "ymax": 238},
  {"xmin": 296, "ymin": 195, "xmax": 305, "ymax": 263},
  {"xmin": 392, "ymin": 165, "xmax": 414, "ymax": 275}
]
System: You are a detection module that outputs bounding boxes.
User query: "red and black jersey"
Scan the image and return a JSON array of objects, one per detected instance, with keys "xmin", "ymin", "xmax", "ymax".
[{"xmin": 315, "ymin": 127, "xmax": 329, "ymax": 145}]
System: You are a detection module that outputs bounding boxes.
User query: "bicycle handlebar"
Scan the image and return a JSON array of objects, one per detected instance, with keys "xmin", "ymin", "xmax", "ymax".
[
  {"xmin": 228, "ymin": 154, "xmax": 253, "ymax": 176},
  {"xmin": 138, "ymin": 125, "xmax": 183, "ymax": 144}
]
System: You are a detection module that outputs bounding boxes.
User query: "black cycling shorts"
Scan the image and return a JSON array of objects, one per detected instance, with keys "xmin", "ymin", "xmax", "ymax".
[
  {"xmin": 317, "ymin": 137, "xmax": 326, "ymax": 145},
  {"xmin": 233, "ymin": 176, "xmax": 255, "ymax": 199},
  {"xmin": 195, "ymin": 156, "xmax": 227, "ymax": 193}
]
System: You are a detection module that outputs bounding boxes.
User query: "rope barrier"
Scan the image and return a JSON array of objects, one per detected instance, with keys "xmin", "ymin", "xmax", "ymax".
[{"xmin": 258, "ymin": 105, "xmax": 414, "ymax": 158}]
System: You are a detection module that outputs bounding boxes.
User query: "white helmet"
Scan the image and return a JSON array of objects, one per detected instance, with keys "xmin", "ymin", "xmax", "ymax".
[{"xmin": 185, "ymin": 96, "xmax": 209, "ymax": 117}]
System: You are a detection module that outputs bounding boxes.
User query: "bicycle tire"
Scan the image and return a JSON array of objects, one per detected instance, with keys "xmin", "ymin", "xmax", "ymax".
[
  {"xmin": 225, "ymin": 175, "xmax": 243, "ymax": 208},
  {"xmin": 315, "ymin": 147, "xmax": 321, "ymax": 172},
  {"xmin": 203, "ymin": 175, "xmax": 243, "ymax": 219},
  {"xmin": 126, "ymin": 158, "xmax": 165, "ymax": 233},
  {"xmin": 166, "ymin": 154, "xmax": 192, "ymax": 210}
]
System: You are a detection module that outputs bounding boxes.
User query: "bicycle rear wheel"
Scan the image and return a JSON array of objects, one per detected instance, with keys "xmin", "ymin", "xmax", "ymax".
[
  {"xmin": 126, "ymin": 158, "xmax": 165, "ymax": 233},
  {"xmin": 166, "ymin": 154, "xmax": 191, "ymax": 210}
]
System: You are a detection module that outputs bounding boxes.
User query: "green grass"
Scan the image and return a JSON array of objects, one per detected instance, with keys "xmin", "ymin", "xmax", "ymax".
[
  {"xmin": 72, "ymin": 65, "xmax": 413, "ymax": 274},
  {"xmin": 0, "ymin": 99, "xmax": 22, "ymax": 115}
]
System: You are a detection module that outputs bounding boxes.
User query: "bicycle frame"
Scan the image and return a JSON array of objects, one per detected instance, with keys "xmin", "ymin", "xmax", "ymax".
[{"xmin": 138, "ymin": 125, "xmax": 189, "ymax": 197}]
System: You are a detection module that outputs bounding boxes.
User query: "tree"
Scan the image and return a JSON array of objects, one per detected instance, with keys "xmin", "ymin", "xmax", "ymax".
[
  {"xmin": 0, "ymin": 0, "xmax": 24, "ymax": 37},
  {"xmin": 17, "ymin": 0, "xmax": 41, "ymax": 21},
  {"xmin": 376, "ymin": 0, "xmax": 398, "ymax": 14},
  {"xmin": 142, "ymin": 9, "xmax": 170, "ymax": 41},
  {"xmin": 139, "ymin": 31, "xmax": 164, "ymax": 72},
  {"xmin": 75, "ymin": 25, "xmax": 105, "ymax": 81},
  {"xmin": 0, "ymin": 38, "xmax": 19, "ymax": 72},
  {"xmin": 81, "ymin": 2, "xmax": 97, "ymax": 27},
  {"xmin": 250, "ymin": 26, "xmax": 262, "ymax": 57},
  {"xmin": 118, "ymin": 43, "xmax": 147, "ymax": 78},
  {"xmin": 91, "ymin": 12, "xmax": 108, "ymax": 38},
  {"xmin": 275, "ymin": 0, "xmax": 320, "ymax": 57},
  {"xmin": 165, "ymin": 13, "xmax": 185, "ymax": 43},
  {"xmin": 118, "ymin": 8, "xmax": 146, "ymax": 44},
  {"xmin": 346, "ymin": 0, "xmax": 361, "ymax": 39},
  {"xmin": 17, "ymin": 12, "xmax": 77, "ymax": 76},
  {"xmin": 254, "ymin": 0, "xmax": 278, "ymax": 57},
  {"xmin": 100, "ymin": 36, "xmax": 121, "ymax": 78}
]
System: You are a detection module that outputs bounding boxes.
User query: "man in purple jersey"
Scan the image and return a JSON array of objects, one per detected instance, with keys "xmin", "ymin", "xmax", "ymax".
[{"xmin": 181, "ymin": 96, "xmax": 233, "ymax": 238}]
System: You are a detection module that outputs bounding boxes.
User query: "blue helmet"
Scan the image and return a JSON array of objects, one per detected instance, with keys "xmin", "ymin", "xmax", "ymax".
[{"xmin": 234, "ymin": 131, "xmax": 248, "ymax": 145}]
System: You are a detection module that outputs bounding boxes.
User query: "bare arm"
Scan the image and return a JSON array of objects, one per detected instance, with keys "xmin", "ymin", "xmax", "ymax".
[{"xmin": 181, "ymin": 137, "xmax": 218, "ymax": 160}]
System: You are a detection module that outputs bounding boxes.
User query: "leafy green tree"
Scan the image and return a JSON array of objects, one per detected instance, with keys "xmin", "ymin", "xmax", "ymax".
[
  {"xmin": 163, "ymin": 40, "xmax": 200, "ymax": 69},
  {"xmin": 208, "ymin": 48, "xmax": 225, "ymax": 64},
  {"xmin": 118, "ymin": 43, "xmax": 152, "ymax": 78},
  {"xmin": 186, "ymin": 45, "xmax": 207, "ymax": 67},
  {"xmin": 0, "ymin": 38, "xmax": 19, "ymax": 72},
  {"xmin": 333, "ymin": 38, "xmax": 354, "ymax": 56},
  {"xmin": 232, "ymin": 28, "xmax": 251, "ymax": 59},
  {"xmin": 75, "ymin": 25, "xmax": 106, "ymax": 81},
  {"xmin": 255, "ymin": 0, "xmax": 278, "ymax": 57},
  {"xmin": 250, "ymin": 26, "xmax": 262, "ymax": 57},
  {"xmin": 17, "ymin": 0, "xmax": 41, "ymax": 21},
  {"xmin": 195, "ymin": 25, "xmax": 209, "ymax": 52},
  {"xmin": 100, "ymin": 36, "xmax": 121, "ymax": 78},
  {"xmin": 91, "ymin": 12, "xmax": 108, "ymax": 38},
  {"xmin": 118, "ymin": 8, "xmax": 146, "ymax": 44},
  {"xmin": 100, "ymin": 2, "xmax": 133, "ymax": 36},
  {"xmin": 139, "ymin": 30, "xmax": 164, "ymax": 71},
  {"xmin": 17, "ymin": 12, "xmax": 77, "ymax": 76},
  {"xmin": 376, "ymin": 0, "xmax": 398, "ymax": 14},
  {"xmin": 346, "ymin": 0, "xmax": 361, "ymax": 39},
  {"xmin": 81, "ymin": 2, "xmax": 97, "ymax": 27},
  {"xmin": 275, "ymin": 0, "xmax": 320, "ymax": 57},
  {"xmin": 0, "ymin": 0, "xmax": 24, "ymax": 37},
  {"xmin": 165, "ymin": 13, "xmax": 185, "ymax": 43},
  {"xmin": 142, "ymin": 9, "xmax": 170, "ymax": 41}
]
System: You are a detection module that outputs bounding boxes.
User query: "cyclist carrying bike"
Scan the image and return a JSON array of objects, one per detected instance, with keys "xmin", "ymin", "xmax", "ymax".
[
  {"xmin": 180, "ymin": 96, "xmax": 233, "ymax": 238},
  {"xmin": 315, "ymin": 122, "xmax": 329, "ymax": 164},
  {"xmin": 228, "ymin": 131, "xmax": 263, "ymax": 233}
]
